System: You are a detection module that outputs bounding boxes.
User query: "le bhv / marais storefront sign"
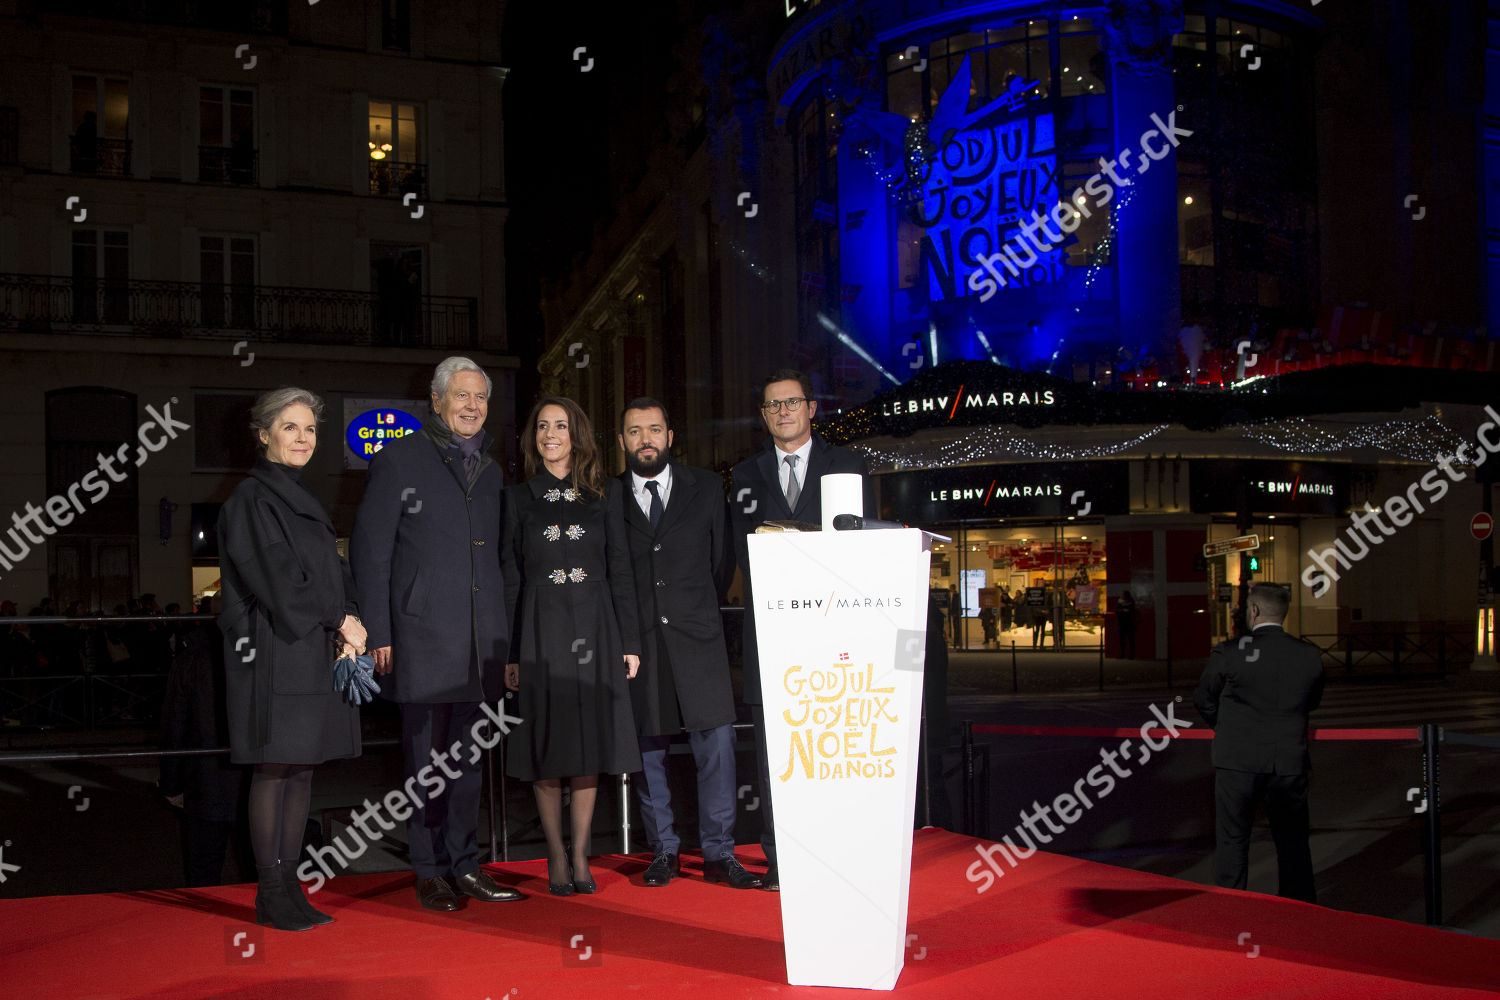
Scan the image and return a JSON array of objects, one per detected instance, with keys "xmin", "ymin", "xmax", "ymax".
[
  {"xmin": 880, "ymin": 462, "xmax": 1128, "ymax": 522},
  {"xmin": 868, "ymin": 372, "xmax": 1077, "ymax": 434},
  {"xmin": 1189, "ymin": 459, "xmax": 1350, "ymax": 516}
]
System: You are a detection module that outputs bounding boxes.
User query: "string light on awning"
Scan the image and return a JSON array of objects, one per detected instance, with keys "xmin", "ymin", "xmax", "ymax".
[
  {"xmin": 852, "ymin": 424, "xmax": 1171, "ymax": 470},
  {"xmin": 1239, "ymin": 414, "xmax": 1467, "ymax": 461}
]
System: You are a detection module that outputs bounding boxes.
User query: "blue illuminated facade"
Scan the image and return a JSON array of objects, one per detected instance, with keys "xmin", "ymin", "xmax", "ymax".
[{"xmin": 767, "ymin": 0, "xmax": 1322, "ymax": 399}]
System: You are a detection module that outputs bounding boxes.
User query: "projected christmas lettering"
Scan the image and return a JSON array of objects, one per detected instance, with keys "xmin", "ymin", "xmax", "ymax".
[{"xmin": 914, "ymin": 113, "xmax": 1062, "ymax": 301}]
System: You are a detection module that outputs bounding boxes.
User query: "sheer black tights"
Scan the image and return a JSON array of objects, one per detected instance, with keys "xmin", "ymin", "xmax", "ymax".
[{"xmin": 248, "ymin": 763, "xmax": 314, "ymax": 869}]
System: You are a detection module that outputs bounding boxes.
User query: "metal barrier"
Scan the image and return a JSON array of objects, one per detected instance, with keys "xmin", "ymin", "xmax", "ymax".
[
  {"xmin": 957, "ymin": 720, "xmax": 1469, "ymax": 924},
  {"xmin": 1302, "ymin": 630, "xmax": 1474, "ymax": 677},
  {"xmin": 0, "ymin": 738, "xmax": 511, "ymax": 865},
  {"xmin": 1418, "ymin": 724, "xmax": 1500, "ymax": 926},
  {"xmin": 1, "ymin": 613, "xmax": 214, "ymax": 730},
  {"xmin": 0, "ymin": 609, "xmax": 763, "ymax": 875}
]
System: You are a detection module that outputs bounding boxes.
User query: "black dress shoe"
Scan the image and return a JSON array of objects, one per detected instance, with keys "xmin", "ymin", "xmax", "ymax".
[
  {"xmin": 761, "ymin": 863, "xmax": 779, "ymax": 891},
  {"xmin": 642, "ymin": 851, "xmax": 680, "ymax": 887},
  {"xmin": 451, "ymin": 870, "xmax": 525, "ymax": 902},
  {"xmin": 416, "ymin": 876, "xmax": 465, "ymax": 911},
  {"xmin": 704, "ymin": 856, "xmax": 762, "ymax": 890}
]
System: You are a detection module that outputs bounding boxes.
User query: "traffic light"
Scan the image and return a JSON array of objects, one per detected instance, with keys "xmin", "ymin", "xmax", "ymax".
[{"xmin": 1248, "ymin": 555, "xmax": 1260, "ymax": 572}]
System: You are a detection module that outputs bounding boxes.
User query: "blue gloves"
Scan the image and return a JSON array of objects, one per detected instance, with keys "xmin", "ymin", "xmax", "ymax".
[{"xmin": 333, "ymin": 652, "xmax": 380, "ymax": 706}]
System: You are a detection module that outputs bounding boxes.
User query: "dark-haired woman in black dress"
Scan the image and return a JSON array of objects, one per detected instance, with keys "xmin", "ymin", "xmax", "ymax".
[{"xmin": 503, "ymin": 396, "xmax": 641, "ymax": 895}]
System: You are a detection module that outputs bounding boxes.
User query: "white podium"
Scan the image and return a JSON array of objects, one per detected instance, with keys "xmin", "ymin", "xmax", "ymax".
[{"xmin": 747, "ymin": 528, "xmax": 932, "ymax": 990}]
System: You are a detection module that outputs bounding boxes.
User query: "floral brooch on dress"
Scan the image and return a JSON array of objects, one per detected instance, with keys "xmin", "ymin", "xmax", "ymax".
[{"xmin": 543, "ymin": 488, "xmax": 581, "ymax": 502}]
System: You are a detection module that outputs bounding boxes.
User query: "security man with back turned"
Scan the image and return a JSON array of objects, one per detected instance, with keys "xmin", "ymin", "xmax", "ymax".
[{"xmin": 1194, "ymin": 582, "xmax": 1324, "ymax": 903}]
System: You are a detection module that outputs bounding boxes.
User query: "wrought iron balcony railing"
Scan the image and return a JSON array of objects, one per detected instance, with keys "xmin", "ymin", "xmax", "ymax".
[
  {"xmin": 51, "ymin": 0, "xmax": 287, "ymax": 34},
  {"xmin": 0, "ymin": 273, "xmax": 478, "ymax": 349},
  {"xmin": 70, "ymin": 136, "xmax": 132, "ymax": 177},
  {"xmin": 197, "ymin": 145, "xmax": 258, "ymax": 185},
  {"xmin": 369, "ymin": 160, "xmax": 428, "ymax": 198}
]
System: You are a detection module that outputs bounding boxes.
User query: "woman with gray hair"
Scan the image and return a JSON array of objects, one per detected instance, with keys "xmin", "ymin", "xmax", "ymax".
[{"xmin": 218, "ymin": 387, "xmax": 368, "ymax": 931}]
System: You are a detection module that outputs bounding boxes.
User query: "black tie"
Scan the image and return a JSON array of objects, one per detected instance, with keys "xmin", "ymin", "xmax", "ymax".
[{"xmin": 645, "ymin": 480, "xmax": 664, "ymax": 529}]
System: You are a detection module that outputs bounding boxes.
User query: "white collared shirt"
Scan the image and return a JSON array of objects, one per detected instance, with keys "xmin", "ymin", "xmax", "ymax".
[
  {"xmin": 775, "ymin": 438, "xmax": 813, "ymax": 498},
  {"xmin": 631, "ymin": 464, "xmax": 673, "ymax": 520}
]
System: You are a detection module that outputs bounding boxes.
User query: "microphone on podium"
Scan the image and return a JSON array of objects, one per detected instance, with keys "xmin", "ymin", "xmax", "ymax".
[{"xmin": 832, "ymin": 514, "xmax": 910, "ymax": 531}]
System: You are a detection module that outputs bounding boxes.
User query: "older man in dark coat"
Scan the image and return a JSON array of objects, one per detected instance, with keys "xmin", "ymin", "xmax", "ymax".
[
  {"xmin": 351, "ymin": 357, "xmax": 522, "ymax": 912},
  {"xmin": 1194, "ymin": 582, "xmax": 1325, "ymax": 903},
  {"xmin": 728, "ymin": 369, "xmax": 875, "ymax": 890},
  {"xmin": 617, "ymin": 398, "xmax": 761, "ymax": 890}
]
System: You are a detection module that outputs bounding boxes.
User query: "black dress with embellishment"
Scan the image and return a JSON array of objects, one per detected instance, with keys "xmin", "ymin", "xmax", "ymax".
[{"xmin": 501, "ymin": 471, "xmax": 642, "ymax": 780}]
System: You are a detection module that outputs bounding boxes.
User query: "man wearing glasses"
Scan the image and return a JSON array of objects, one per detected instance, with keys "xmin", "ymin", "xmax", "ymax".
[{"xmin": 729, "ymin": 368, "xmax": 874, "ymax": 890}]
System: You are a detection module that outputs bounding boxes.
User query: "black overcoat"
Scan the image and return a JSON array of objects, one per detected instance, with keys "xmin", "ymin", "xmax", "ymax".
[
  {"xmin": 728, "ymin": 434, "xmax": 874, "ymax": 705},
  {"xmin": 350, "ymin": 419, "xmax": 508, "ymax": 703},
  {"xmin": 618, "ymin": 464, "xmax": 737, "ymax": 736},
  {"xmin": 218, "ymin": 459, "xmax": 360, "ymax": 765}
]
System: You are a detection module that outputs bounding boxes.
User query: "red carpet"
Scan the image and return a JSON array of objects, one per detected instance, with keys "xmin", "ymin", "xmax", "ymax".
[{"xmin": 4, "ymin": 829, "xmax": 1498, "ymax": 999}]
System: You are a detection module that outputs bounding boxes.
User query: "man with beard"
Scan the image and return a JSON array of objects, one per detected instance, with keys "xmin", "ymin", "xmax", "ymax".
[{"xmin": 615, "ymin": 398, "xmax": 760, "ymax": 889}]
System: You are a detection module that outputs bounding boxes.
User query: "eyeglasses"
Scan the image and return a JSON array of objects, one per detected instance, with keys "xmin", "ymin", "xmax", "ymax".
[{"xmin": 760, "ymin": 397, "xmax": 808, "ymax": 413}]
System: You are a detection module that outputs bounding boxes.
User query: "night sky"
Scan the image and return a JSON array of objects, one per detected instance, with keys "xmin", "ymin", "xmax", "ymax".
[{"xmin": 501, "ymin": 1, "xmax": 697, "ymax": 371}]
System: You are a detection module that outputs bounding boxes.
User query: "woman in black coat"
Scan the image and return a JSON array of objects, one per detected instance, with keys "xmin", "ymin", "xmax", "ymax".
[
  {"xmin": 503, "ymin": 396, "xmax": 641, "ymax": 896},
  {"xmin": 218, "ymin": 388, "xmax": 367, "ymax": 931}
]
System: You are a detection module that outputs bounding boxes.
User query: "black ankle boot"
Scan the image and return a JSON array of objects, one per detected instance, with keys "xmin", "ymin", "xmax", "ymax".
[
  {"xmin": 255, "ymin": 863, "xmax": 315, "ymax": 931},
  {"xmin": 280, "ymin": 860, "xmax": 332, "ymax": 925}
]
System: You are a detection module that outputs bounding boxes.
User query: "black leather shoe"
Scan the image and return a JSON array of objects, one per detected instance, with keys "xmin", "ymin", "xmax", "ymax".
[
  {"xmin": 761, "ymin": 863, "xmax": 779, "ymax": 892},
  {"xmin": 642, "ymin": 851, "xmax": 679, "ymax": 887},
  {"xmin": 451, "ymin": 870, "xmax": 525, "ymax": 902},
  {"xmin": 704, "ymin": 856, "xmax": 762, "ymax": 890},
  {"xmin": 416, "ymin": 876, "xmax": 465, "ymax": 911}
]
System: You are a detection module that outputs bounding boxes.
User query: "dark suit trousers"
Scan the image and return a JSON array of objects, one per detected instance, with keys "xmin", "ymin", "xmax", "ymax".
[
  {"xmin": 1214, "ymin": 768, "xmax": 1316, "ymax": 903},
  {"xmin": 180, "ymin": 815, "xmax": 252, "ymax": 887},
  {"xmin": 632, "ymin": 725, "xmax": 737, "ymax": 860},
  {"xmin": 749, "ymin": 703, "xmax": 777, "ymax": 866},
  {"xmin": 400, "ymin": 701, "xmax": 485, "ymax": 880}
]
